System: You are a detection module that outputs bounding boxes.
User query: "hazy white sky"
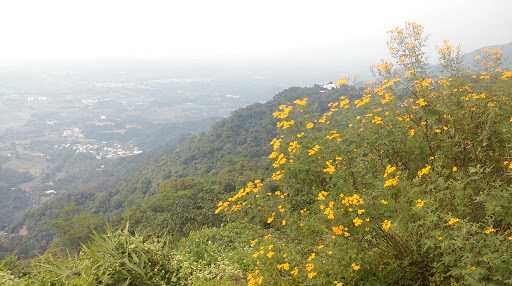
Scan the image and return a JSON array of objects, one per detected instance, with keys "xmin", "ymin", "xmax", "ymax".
[{"xmin": 1, "ymin": 0, "xmax": 511, "ymax": 69}]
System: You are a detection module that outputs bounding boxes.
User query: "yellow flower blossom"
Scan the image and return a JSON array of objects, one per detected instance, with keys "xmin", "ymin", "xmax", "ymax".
[
  {"xmin": 351, "ymin": 263, "xmax": 360, "ymax": 271},
  {"xmin": 417, "ymin": 164, "xmax": 430, "ymax": 178},
  {"xmin": 384, "ymin": 176, "xmax": 398, "ymax": 187},
  {"xmin": 267, "ymin": 213, "xmax": 275, "ymax": 223},
  {"xmin": 317, "ymin": 191, "xmax": 329, "ymax": 200},
  {"xmin": 416, "ymin": 199, "xmax": 424, "ymax": 208},
  {"xmin": 448, "ymin": 218, "xmax": 459, "ymax": 224},
  {"xmin": 416, "ymin": 98, "xmax": 427, "ymax": 106},
  {"xmin": 485, "ymin": 228, "xmax": 495, "ymax": 234},
  {"xmin": 332, "ymin": 225, "xmax": 345, "ymax": 235},
  {"xmin": 288, "ymin": 141, "xmax": 300, "ymax": 153},
  {"xmin": 383, "ymin": 165, "xmax": 396, "ymax": 177},
  {"xmin": 323, "ymin": 160, "xmax": 336, "ymax": 174},
  {"xmin": 382, "ymin": 220, "xmax": 391, "ymax": 232},
  {"xmin": 308, "ymin": 145, "xmax": 320, "ymax": 155},
  {"xmin": 272, "ymin": 170, "xmax": 283, "ymax": 181},
  {"xmin": 272, "ymin": 105, "xmax": 293, "ymax": 119},
  {"xmin": 294, "ymin": 98, "xmax": 308, "ymax": 105},
  {"xmin": 335, "ymin": 79, "xmax": 347, "ymax": 86}
]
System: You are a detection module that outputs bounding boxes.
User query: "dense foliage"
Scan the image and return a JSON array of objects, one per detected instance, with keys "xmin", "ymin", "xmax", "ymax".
[{"xmin": 217, "ymin": 23, "xmax": 512, "ymax": 285}]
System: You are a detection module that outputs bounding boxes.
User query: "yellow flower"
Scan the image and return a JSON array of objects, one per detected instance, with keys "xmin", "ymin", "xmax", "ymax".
[
  {"xmin": 277, "ymin": 263, "xmax": 290, "ymax": 270},
  {"xmin": 383, "ymin": 165, "xmax": 396, "ymax": 177},
  {"xmin": 293, "ymin": 97, "xmax": 308, "ymax": 105},
  {"xmin": 485, "ymin": 228, "xmax": 495, "ymax": 234},
  {"xmin": 353, "ymin": 217, "xmax": 363, "ymax": 226},
  {"xmin": 417, "ymin": 164, "xmax": 430, "ymax": 178},
  {"xmin": 306, "ymin": 122, "xmax": 314, "ymax": 129},
  {"xmin": 290, "ymin": 267, "xmax": 299, "ymax": 276},
  {"xmin": 382, "ymin": 220, "xmax": 391, "ymax": 232},
  {"xmin": 272, "ymin": 171, "xmax": 283, "ymax": 181},
  {"xmin": 335, "ymin": 79, "xmax": 347, "ymax": 86},
  {"xmin": 266, "ymin": 251, "xmax": 274, "ymax": 258},
  {"xmin": 381, "ymin": 200, "xmax": 388, "ymax": 205},
  {"xmin": 384, "ymin": 176, "xmax": 398, "ymax": 187},
  {"xmin": 332, "ymin": 225, "xmax": 344, "ymax": 235},
  {"xmin": 452, "ymin": 167, "xmax": 457, "ymax": 172},
  {"xmin": 416, "ymin": 199, "xmax": 424, "ymax": 208},
  {"xmin": 288, "ymin": 141, "xmax": 300, "ymax": 153},
  {"xmin": 323, "ymin": 161, "xmax": 336, "ymax": 174},
  {"xmin": 281, "ymin": 220, "xmax": 286, "ymax": 226},
  {"xmin": 308, "ymin": 145, "xmax": 320, "ymax": 155},
  {"xmin": 448, "ymin": 218, "xmax": 459, "ymax": 224},
  {"xmin": 416, "ymin": 98, "xmax": 427, "ymax": 106},
  {"xmin": 308, "ymin": 253, "xmax": 316, "ymax": 261},
  {"xmin": 267, "ymin": 213, "xmax": 275, "ymax": 223},
  {"xmin": 351, "ymin": 263, "xmax": 360, "ymax": 271},
  {"xmin": 306, "ymin": 263, "xmax": 315, "ymax": 271},
  {"xmin": 409, "ymin": 129, "xmax": 415, "ymax": 136},
  {"xmin": 334, "ymin": 281, "xmax": 343, "ymax": 286},
  {"xmin": 308, "ymin": 272, "xmax": 317, "ymax": 278}
]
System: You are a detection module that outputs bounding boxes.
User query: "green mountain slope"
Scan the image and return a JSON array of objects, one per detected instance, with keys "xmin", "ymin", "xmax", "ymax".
[{"xmin": 2, "ymin": 85, "xmax": 349, "ymax": 258}]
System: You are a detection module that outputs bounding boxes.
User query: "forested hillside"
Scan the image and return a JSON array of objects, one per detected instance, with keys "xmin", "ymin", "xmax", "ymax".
[
  {"xmin": 1, "ymin": 85, "xmax": 346, "ymax": 259},
  {"xmin": 1, "ymin": 23, "xmax": 512, "ymax": 285}
]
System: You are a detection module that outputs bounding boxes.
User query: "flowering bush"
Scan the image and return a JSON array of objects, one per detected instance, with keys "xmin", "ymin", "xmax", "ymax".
[{"xmin": 217, "ymin": 22, "xmax": 512, "ymax": 285}]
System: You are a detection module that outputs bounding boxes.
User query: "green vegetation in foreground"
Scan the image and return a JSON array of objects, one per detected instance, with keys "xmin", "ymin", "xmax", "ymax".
[{"xmin": 2, "ymin": 22, "xmax": 512, "ymax": 285}]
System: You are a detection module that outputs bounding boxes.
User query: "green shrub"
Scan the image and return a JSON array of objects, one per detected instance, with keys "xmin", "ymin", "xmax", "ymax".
[{"xmin": 217, "ymin": 22, "xmax": 512, "ymax": 285}]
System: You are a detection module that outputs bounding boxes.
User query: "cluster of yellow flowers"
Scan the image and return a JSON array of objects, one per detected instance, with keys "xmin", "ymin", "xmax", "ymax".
[
  {"xmin": 272, "ymin": 105, "xmax": 293, "ymax": 119},
  {"xmin": 215, "ymin": 180, "xmax": 262, "ymax": 214},
  {"xmin": 448, "ymin": 218, "xmax": 459, "ymax": 225},
  {"xmin": 218, "ymin": 21, "xmax": 512, "ymax": 284},
  {"xmin": 417, "ymin": 164, "xmax": 431, "ymax": 178}
]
